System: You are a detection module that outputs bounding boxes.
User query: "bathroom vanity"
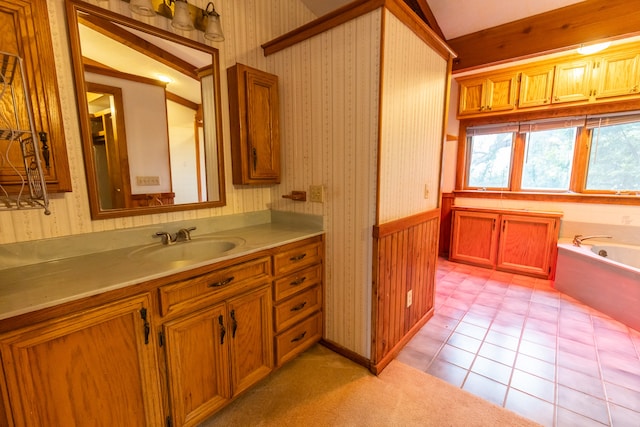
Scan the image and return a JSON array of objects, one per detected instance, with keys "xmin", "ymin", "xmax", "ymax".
[{"xmin": 0, "ymin": 222, "xmax": 324, "ymax": 427}]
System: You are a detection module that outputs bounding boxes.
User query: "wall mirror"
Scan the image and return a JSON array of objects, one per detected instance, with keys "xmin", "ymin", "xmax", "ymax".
[{"xmin": 66, "ymin": 0, "xmax": 226, "ymax": 219}]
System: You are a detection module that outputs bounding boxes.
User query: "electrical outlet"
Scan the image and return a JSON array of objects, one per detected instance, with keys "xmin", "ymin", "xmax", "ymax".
[
  {"xmin": 136, "ymin": 176, "xmax": 160, "ymax": 186},
  {"xmin": 406, "ymin": 290, "xmax": 413, "ymax": 307},
  {"xmin": 309, "ymin": 185, "xmax": 324, "ymax": 203},
  {"xmin": 424, "ymin": 183, "xmax": 429, "ymax": 199}
]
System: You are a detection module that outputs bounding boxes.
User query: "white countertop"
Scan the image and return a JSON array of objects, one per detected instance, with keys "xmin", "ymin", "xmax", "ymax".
[{"xmin": 0, "ymin": 222, "xmax": 323, "ymax": 320}]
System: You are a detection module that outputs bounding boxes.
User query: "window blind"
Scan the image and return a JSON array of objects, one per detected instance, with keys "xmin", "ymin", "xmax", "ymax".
[
  {"xmin": 466, "ymin": 123, "xmax": 519, "ymax": 136},
  {"xmin": 586, "ymin": 111, "xmax": 640, "ymax": 129}
]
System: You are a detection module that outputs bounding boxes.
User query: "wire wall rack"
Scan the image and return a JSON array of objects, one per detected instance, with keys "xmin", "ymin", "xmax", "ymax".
[{"xmin": 0, "ymin": 51, "xmax": 50, "ymax": 215}]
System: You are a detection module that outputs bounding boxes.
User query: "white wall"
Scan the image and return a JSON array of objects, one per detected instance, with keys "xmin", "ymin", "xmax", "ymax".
[{"xmin": 0, "ymin": 0, "xmax": 316, "ymax": 244}]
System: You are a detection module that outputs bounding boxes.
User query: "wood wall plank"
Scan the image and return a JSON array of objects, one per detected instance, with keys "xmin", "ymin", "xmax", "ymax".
[
  {"xmin": 371, "ymin": 209, "xmax": 439, "ymax": 373},
  {"xmin": 449, "ymin": 0, "xmax": 640, "ymax": 72}
]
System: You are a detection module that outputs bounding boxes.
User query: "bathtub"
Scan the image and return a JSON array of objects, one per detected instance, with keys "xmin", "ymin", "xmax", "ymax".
[{"xmin": 555, "ymin": 241, "xmax": 640, "ymax": 332}]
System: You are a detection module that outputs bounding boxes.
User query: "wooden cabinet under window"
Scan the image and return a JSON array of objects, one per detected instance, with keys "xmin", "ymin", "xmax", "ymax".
[
  {"xmin": 450, "ymin": 207, "xmax": 562, "ymax": 278},
  {"xmin": 458, "ymin": 72, "xmax": 518, "ymax": 116},
  {"xmin": 227, "ymin": 63, "xmax": 281, "ymax": 185},
  {"xmin": 0, "ymin": 0, "xmax": 71, "ymax": 193},
  {"xmin": 0, "ymin": 294, "xmax": 163, "ymax": 426}
]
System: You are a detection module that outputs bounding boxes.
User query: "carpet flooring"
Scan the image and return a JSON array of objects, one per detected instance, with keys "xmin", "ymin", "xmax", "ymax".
[{"xmin": 199, "ymin": 344, "xmax": 542, "ymax": 426}]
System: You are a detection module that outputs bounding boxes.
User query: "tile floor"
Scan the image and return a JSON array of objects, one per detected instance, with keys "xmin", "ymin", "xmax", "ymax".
[{"xmin": 396, "ymin": 258, "xmax": 640, "ymax": 427}]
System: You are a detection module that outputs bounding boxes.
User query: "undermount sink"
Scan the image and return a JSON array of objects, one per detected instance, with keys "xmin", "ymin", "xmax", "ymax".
[{"xmin": 128, "ymin": 236, "xmax": 245, "ymax": 264}]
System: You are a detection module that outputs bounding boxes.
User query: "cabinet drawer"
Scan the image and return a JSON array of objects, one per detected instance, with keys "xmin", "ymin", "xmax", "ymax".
[
  {"xmin": 273, "ymin": 240, "xmax": 322, "ymax": 276},
  {"xmin": 275, "ymin": 311, "xmax": 322, "ymax": 366},
  {"xmin": 274, "ymin": 285, "xmax": 322, "ymax": 333},
  {"xmin": 159, "ymin": 257, "xmax": 271, "ymax": 317},
  {"xmin": 273, "ymin": 264, "xmax": 322, "ymax": 302}
]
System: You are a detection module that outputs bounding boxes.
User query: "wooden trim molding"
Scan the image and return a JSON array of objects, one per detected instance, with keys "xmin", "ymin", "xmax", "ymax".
[
  {"xmin": 261, "ymin": 0, "xmax": 456, "ymax": 60},
  {"xmin": 449, "ymin": 0, "xmax": 640, "ymax": 72},
  {"xmin": 370, "ymin": 209, "xmax": 440, "ymax": 374}
]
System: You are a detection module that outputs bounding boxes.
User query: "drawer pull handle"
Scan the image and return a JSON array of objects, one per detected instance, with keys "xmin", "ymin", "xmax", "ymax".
[
  {"xmin": 290, "ymin": 277, "xmax": 307, "ymax": 286},
  {"xmin": 290, "ymin": 253, "xmax": 307, "ymax": 261},
  {"xmin": 209, "ymin": 276, "xmax": 235, "ymax": 287},
  {"xmin": 218, "ymin": 315, "xmax": 226, "ymax": 345},
  {"xmin": 230, "ymin": 309, "xmax": 238, "ymax": 338},
  {"xmin": 291, "ymin": 301, "xmax": 307, "ymax": 312},
  {"xmin": 291, "ymin": 331, "xmax": 307, "ymax": 343}
]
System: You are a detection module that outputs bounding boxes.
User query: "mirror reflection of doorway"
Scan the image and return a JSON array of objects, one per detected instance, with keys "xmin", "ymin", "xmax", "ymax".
[{"xmin": 86, "ymin": 82, "xmax": 131, "ymax": 209}]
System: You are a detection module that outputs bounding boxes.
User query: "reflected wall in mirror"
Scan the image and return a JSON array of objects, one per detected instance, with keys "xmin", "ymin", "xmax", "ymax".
[{"xmin": 66, "ymin": 0, "xmax": 225, "ymax": 219}]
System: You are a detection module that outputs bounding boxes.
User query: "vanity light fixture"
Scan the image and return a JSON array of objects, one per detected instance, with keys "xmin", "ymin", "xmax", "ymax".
[
  {"xmin": 204, "ymin": 2, "xmax": 225, "ymax": 42},
  {"xmin": 171, "ymin": 0, "xmax": 195, "ymax": 31},
  {"xmin": 124, "ymin": 0, "xmax": 225, "ymax": 41},
  {"xmin": 129, "ymin": 0, "xmax": 156, "ymax": 16},
  {"xmin": 577, "ymin": 41, "xmax": 611, "ymax": 55}
]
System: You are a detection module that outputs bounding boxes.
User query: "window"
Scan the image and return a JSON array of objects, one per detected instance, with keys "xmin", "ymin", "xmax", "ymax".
[
  {"xmin": 465, "ymin": 123, "xmax": 518, "ymax": 189},
  {"xmin": 585, "ymin": 114, "xmax": 640, "ymax": 192},
  {"xmin": 521, "ymin": 128, "xmax": 576, "ymax": 191},
  {"xmin": 461, "ymin": 111, "xmax": 640, "ymax": 198},
  {"xmin": 468, "ymin": 133, "xmax": 514, "ymax": 188}
]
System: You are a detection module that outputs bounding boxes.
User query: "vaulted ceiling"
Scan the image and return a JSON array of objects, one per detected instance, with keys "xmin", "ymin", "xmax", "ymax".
[{"xmin": 300, "ymin": 0, "xmax": 640, "ymax": 72}]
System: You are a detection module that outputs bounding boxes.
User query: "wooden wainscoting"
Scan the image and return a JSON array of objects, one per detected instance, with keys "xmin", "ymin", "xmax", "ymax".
[{"xmin": 371, "ymin": 209, "xmax": 440, "ymax": 374}]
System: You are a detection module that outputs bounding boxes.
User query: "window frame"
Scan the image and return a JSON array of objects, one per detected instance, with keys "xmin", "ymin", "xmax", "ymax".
[{"xmin": 455, "ymin": 104, "xmax": 640, "ymax": 206}]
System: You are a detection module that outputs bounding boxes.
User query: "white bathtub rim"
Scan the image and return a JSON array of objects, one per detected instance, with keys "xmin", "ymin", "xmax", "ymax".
[{"xmin": 557, "ymin": 241, "xmax": 640, "ymax": 275}]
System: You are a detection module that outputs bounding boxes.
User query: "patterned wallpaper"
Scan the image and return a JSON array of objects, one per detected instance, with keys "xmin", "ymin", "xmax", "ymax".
[{"xmin": 268, "ymin": 9, "xmax": 449, "ymax": 357}]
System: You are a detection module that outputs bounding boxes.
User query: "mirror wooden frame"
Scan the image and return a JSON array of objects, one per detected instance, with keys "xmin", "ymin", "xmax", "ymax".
[{"xmin": 65, "ymin": 0, "xmax": 226, "ymax": 219}]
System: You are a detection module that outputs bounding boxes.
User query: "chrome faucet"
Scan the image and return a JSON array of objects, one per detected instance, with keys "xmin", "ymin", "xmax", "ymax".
[
  {"xmin": 176, "ymin": 227, "xmax": 196, "ymax": 242},
  {"xmin": 572, "ymin": 234, "xmax": 612, "ymax": 247},
  {"xmin": 155, "ymin": 226, "xmax": 197, "ymax": 245}
]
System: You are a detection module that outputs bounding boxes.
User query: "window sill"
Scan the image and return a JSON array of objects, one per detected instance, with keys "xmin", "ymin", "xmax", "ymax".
[{"xmin": 452, "ymin": 190, "xmax": 640, "ymax": 206}]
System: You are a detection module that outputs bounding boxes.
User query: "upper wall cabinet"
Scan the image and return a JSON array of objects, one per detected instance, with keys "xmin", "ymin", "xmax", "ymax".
[
  {"xmin": 227, "ymin": 63, "xmax": 281, "ymax": 185},
  {"xmin": 458, "ymin": 72, "xmax": 518, "ymax": 116},
  {"xmin": 551, "ymin": 59, "xmax": 593, "ymax": 104},
  {"xmin": 456, "ymin": 40, "xmax": 640, "ymax": 118},
  {"xmin": 0, "ymin": 0, "xmax": 71, "ymax": 193},
  {"xmin": 518, "ymin": 65, "xmax": 555, "ymax": 108}
]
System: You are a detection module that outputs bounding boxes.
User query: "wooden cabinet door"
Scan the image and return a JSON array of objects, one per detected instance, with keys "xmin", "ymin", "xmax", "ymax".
[
  {"xmin": 519, "ymin": 66, "xmax": 554, "ymax": 108},
  {"xmin": 485, "ymin": 73, "xmax": 518, "ymax": 112},
  {"xmin": 0, "ymin": 0, "xmax": 71, "ymax": 193},
  {"xmin": 163, "ymin": 302, "xmax": 232, "ymax": 427},
  {"xmin": 595, "ymin": 52, "xmax": 640, "ymax": 100},
  {"xmin": 497, "ymin": 215, "xmax": 559, "ymax": 277},
  {"xmin": 0, "ymin": 294, "xmax": 163, "ymax": 427},
  {"xmin": 449, "ymin": 210, "xmax": 499, "ymax": 267},
  {"xmin": 552, "ymin": 59, "xmax": 593, "ymax": 104},
  {"xmin": 458, "ymin": 78, "xmax": 486, "ymax": 115},
  {"xmin": 228, "ymin": 63, "xmax": 280, "ymax": 184},
  {"xmin": 227, "ymin": 285, "xmax": 273, "ymax": 396}
]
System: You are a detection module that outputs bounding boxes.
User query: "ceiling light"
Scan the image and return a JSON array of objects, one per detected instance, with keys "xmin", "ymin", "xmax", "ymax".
[{"xmin": 577, "ymin": 42, "xmax": 611, "ymax": 55}]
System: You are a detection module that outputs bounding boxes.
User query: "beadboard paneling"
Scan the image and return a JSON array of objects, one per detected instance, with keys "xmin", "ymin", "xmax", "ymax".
[
  {"xmin": 377, "ymin": 10, "xmax": 448, "ymax": 223},
  {"xmin": 371, "ymin": 209, "xmax": 439, "ymax": 373},
  {"xmin": 0, "ymin": 0, "xmax": 316, "ymax": 244},
  {"xmin": 268, "ymin": 10, "xmax": 382, "ymax": 358}
]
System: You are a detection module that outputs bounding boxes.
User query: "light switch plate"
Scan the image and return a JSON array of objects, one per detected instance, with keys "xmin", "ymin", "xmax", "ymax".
[{"xmin": 309, "ymin": 185, "xmax": 324, "ymax": 203}]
